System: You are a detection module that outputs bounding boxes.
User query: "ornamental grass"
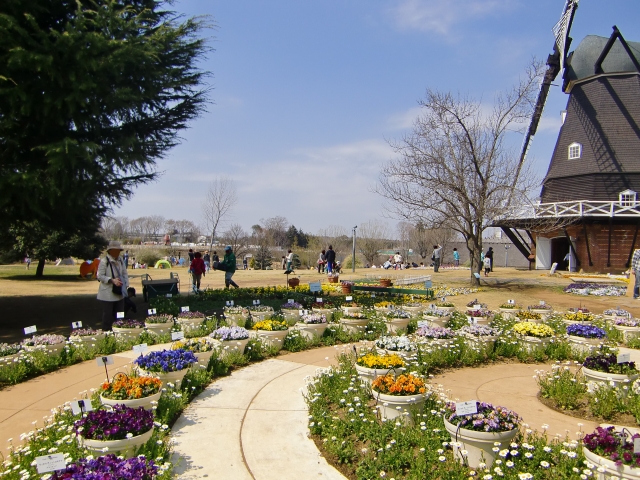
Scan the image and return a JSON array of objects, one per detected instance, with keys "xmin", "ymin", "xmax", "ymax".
[
  {"xmin": 512, "ymin": 322, "xmax": 554, "ymax": 338},
  {"xmin": 371, "ymin": 373, "xmax": 426, "ymax": 396},
  {"xmin": 356, "ymin": 353, "xmax": 405, "ymax": 369},
  {"xmin": 100, "ymin": 374, "xmax": 163, "ymax": 400},
  {"xmin": 252, "ymin": 319, "xmax": 288, "ymax": 331}
]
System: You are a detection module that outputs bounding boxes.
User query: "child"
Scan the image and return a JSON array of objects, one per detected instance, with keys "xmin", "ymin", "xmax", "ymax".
[
  {"xmin": 483, "ymin": 255, "xmax": 491, "ymax": 277},
  {"xmin": 124, "ymin": 287, "xmax": 137, "ymax": 316}
]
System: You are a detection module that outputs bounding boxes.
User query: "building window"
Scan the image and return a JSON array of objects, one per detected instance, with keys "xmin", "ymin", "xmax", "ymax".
[
  {"xmin": 568, "ymin": 142, "xmax": 582, "ymax": 159},
  {"xmin": 620, "ymin": 190, "xmax": 637, "ymax": 207}
]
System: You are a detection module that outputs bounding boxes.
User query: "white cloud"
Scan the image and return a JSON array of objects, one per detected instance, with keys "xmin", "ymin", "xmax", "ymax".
[
  {"xmin": 536, "ymin": 113, "xmax": 563, "ymax": 133},
  {"xmin": 390, "ymin": 0, "xmax": 516, "ymax": 35},
  {"xmin": 387, "ymin": 106, "xmax": 423, "ymax": 130}
]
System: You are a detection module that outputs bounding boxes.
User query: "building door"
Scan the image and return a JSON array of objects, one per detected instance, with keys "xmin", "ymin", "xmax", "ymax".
[
  {"xmin": 551, "ymin": 237, "xmax": 570, "ymax": 271},
  {"xmin": 536, "ymin": 237, "xmax": 551, "ymax": 269}
]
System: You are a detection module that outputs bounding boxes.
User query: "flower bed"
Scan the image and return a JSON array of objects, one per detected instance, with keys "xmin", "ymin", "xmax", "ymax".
[
  {"xmin": 21, "ymin": 334, "xmax": 66, "ymax": 347},
  {"xmin": 299, "ymin": 313, "xmax": 327, "ymax": 324},
  {"xmin": 356, "ymin": 353, "xmax": 405, "ymax": 370},
  {"xmin": 583, "ymin": 352, "xmax": 637, "ymax": 375},
  {"xmin": 512, "ymin": 322, "xmax": 554, "ymax": 338},
  {"xmin": 516, "ymin": 310, "xmax": 542, "ymax": 322},
  {"xmin": 295, "ymin": 313, "xmax": 328, "ymax": 339},
  {"xmin": 75, "ymin": 404, "xmax": 154, "ymax": 441},
  {"xmin": 614, "ymin": 317, "xmax": 640, "ymax": 327},
  {"xmin": 145, "ymin": 314, "xmax": 174, "ymax": 324},
  {"xmin": 415, "ymin": 325, "xmax": 455, "ymax": 341},
  {"xmin": 281, "ymin": 301, "xmax": 303, "ymax": 310},
  {"xmin": 0, "ymin": 342, "xmax": 22, "ymax": 362},
  {"xmin": 372, "ymin": 373, "xmax": 426, "ymax": 395},
  {"xmin": 564, "ymin": 283, "xmax": 627, "ymax": 296},
  {"xmin": 211, "ymin": 326, "xmax": 249, "ymax": 341},
  {"xmin": 113, "ymin": 319, "xmax": 145, "ymax": 329},
  {"xmin": 252, "ymin": 319, "xmax": 288, "ymax": 331},
  {"xmin": 135, "ymin": 349, "xmax": 197, "ymax": 373},
  {"xmin": 563, "ymin": 311, "xmax": 595, "ymax": 323},
  {"xmin": 375, "ymin": 335, "xmax": 415, "ymax": 352},
  {"xmin": 584, "ymin": 426, "xmax": 640, "ymax": 469},
  {"xmin": 176, "ymin": 311, "xmax": 206, "ymax": 327},
  {"xmin": 50, "ymin": 454, "xmax": 159, "ymax": 480},
  {"xmin": 70, "ymin": 328, "xmax": 104, "ymax": 337},
  {"xmin": 100, "ymin": 374, "xmax": 163, "ymax": 410},
  {"xmin": 605, "ymin": 308, "xmax": 631, "ymax": 318},
  {"xmin": 566, "ymin": 323, "xmax": 606, "ymax": 339}
]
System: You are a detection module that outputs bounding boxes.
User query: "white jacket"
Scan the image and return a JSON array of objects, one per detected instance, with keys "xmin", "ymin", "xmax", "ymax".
[{"xmin": 96, "ymin": 254, "xmax": 129, "ymax": 302}]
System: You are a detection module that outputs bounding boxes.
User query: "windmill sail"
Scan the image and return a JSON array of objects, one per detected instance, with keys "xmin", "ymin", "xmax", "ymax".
[{"xmin": 553, "ymin": 0, "xmax": 579, "ymax": 71}]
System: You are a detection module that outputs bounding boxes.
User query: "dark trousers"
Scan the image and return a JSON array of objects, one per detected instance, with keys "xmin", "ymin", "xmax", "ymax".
[
  {"xmin": 434, "ymin": 258, "xmax": 441, "ymax": 272},
  {"xmin": 101, "ymin": 299, "xmax": 125, "ymax": 331}
]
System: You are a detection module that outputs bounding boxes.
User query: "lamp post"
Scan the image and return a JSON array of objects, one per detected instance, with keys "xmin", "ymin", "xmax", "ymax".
[
  {"xmin": 352, "ymin": 226, "xmax": 357, "ymax": 273},
  {"xmin": 504, "ymin": 244, "xmax": 511, "ymax": 268}
]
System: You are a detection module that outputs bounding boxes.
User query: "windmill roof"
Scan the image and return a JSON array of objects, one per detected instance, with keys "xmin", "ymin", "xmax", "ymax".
[{"xmin": 565, "ymin": 35, "xmax": 640, "ymax": 87}]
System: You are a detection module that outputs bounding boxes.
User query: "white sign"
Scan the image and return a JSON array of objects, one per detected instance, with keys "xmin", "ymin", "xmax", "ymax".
[
  {"xmin": 24, "ymin": 325, "xmax": 37, "ymax": 335},
  {"xmin": 171, "ymin": 331, "xmax": 185, "ymax": 341},
  {"xmin": 539, "ymin": 300, "xmax": 545, "ymax": 305},
  {"xmin": 252, "ymin": 300, "xmax": 260, "ymax": 305},
  {"xmin": 35, "ymin": 454, "xmax": 66, "ymax": 474},
  {"xmin": 96, "ymin": 356, "xmax": 114, "ymax": 366},
  {"xmin": 455, "ymin": 400, "xmax": 478, "ymax": 416},
  {"xmin": 166, "ymin": 293, "xmax": 173, "ymax": 298},
  {"xmin": 147, "ymin": 308, "xmax": 157, "ymax": 315},
  {"xmin": 508, "ymin": 299, "xmax": 515, "ymax": 305},
  {"xmin": 309, "ymin": 282, "xmax": 321, "ymax": 293},
  {"xmin": 472, "ymin": 304, "xmax": 482, "ymax": 310},
  {"xmin": 225, "ymin": 300, "xmax": 235, "ymax": 306},
  {"xmin": 635, "ymin": 438, "xmax": 640, "ymax": 454},
  {"xmin": 371, "ymin": 293, "xmax": 376, "ymax": 297},
  {"xmin": 298, "ymin": 309, "xmax": 304, "ymax": 315},
  {"xmin": 345, "ymin": 296, "xmax": 353, "ymax": 301},
  {"xmin": 132, "ymin": 344, "xmax": 148, "ymax": 354},
  {"xmin": 116, "ymin": 311, "xmax": 125, "ymax": 319},
  {"xmin": 429, "ymin": 304, "xmax": 436, "ymax": 310},
  {"xmin": 70, "ymin": 399, "xmax": 94, "ymax": 416},
  {"xmin": 316, "ymin": 298, "xmax": 323, "ymax": 303},
  {"xmin": 71, "ymin": 321, "xmax": 82, "ymax": 329},
  {"xmin": 181, "ymin": 306, "xmax": 190, "ymax": 313},
  {"xmin": 468, "ymin": 316, "xmax": 477, "ymax": 324},
  {"xmin": 617, "ymin": 353, "xmax": 631, "ymax": 364},
  {"xmin": 441, "ymin": 297, "xmax": 446, "ymax": 302},
  {"xmin": 417, "ymin": 321, "xmax": 429, "ymax": 328},
  {"xmin": 288, "ymin": 299, "xmax": 294, "ymax": 304}
]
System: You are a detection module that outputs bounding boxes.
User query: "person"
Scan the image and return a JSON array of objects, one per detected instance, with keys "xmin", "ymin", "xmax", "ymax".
[
  {"xmin": 219, "ymin": 245, "xmax": 239, "ymax": 288},
  {"xmin": 212, "ymin": 251, "xmax": 219, "ymax": 269},
  {"xmin": 190, "ymin": 251, "xmax": 206, "ymax": 292},
  {"xmin": 317, "ymin": 249, "xmax": 326, "ymax": 273},
  {"xmin": 432, "ymin": 244, "xmax": 443, "ymax": 272},
  {"xmin": 412, "ymin": 262, "xmax": 419, "ymax": 268},
  {"xmin": 483, "ymin": 254, "xmax": 491, "ymax": 276},
  {"xmin": 453, "ymin": 248, "xmax": 460, "ymax": 267},
  {"xmin": 203, "ymin": 251, "xmax": 211, "ymax": 272},
  {"xmin": 281, "ymin": 256, "xmax": 286, "ymax": 270},
  {"xmin": 123, "ymin": 250, "xmax": 129, "ymax": 269},
  {"xmin": 563, "ymin": 251, "xmax": 571, "ymax": 271},
  {"xmin": 243, "ymin": 257, "xmax": 248, "ymax": 270},
  {"xmin": 96, "ymin": 240, "xmax": 129, "ymax": 331},
  {"xmin": 485, "ymin": 247, "xmax": 494, "ymax": 272},
  {"xmin": 188, "ymin": 249, "xmax": 195, "ymax": 262},
  {"xmin": 632, "ymin": 249, "xmax": 640, "ymax": 299},
  {"xmin": 325, "ymin": 245, "xmax": 336, "ymax": 274},
  {"xmin": 286, "ymin": 249, "xmax": 294, "ymax": 272},
  {"xmin": 25, "ymin": 254, "xmax": 31, "ymax": 270},
  {"xmin": 124, "ymin": 287, "xmax": 137, "ymax": 316}
]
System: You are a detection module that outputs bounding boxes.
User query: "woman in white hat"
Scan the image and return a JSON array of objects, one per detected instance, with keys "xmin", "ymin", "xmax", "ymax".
[{"xmin": 96, "ymin": 240, "xmax": 129, "ymax": 330}]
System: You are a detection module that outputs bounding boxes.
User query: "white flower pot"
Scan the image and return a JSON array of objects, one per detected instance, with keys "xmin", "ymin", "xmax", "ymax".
[
  {"xmin": 436, "ymin": 306, "xmax": 456, "ymax": 313},
  {"xmin": 79, "ymin": 427, "xmax": 154, "ymax": 458},
  {"xmin": 444, "ymin": 416, "xmax": 519, "ymax": 469},
  {"xmin": 70, "ymin": 334, "xmax": 106, "ymax": 346},
  {"xmin": 219, "ymin": 338, "xmax": 249, "ymax": 355},
  {"xmin": 567, "ymin": 335, "xmax": 603, "ymax": 353},
  {"xmin": 385, "ymin": 318, "xmax": 411, "ymax": 334},
  {"xmin": 138, "ymin": 367, "xmax": 191, "ymax": 384},
  {"xmin": 250, "ymin": 311, "xmax": 273, "ymax": 322},
  {"xmin": 341, "ymin": 306, "xmax": 362, "ymax": 315},
  {"xmin": 614, "ymin": 325, "xmax": 640, "ymax": 342},
  {"xmin": 224, "ymin": 313, "xmax": 248, "ymax": 327},
  {"xmin": 499, "ymin": 308, "xmax": 520, "ymax": 319},
  {"xmin": 193, "ymin": 349, "xmax": 216, "ymax": 367},
  {"xmin": 144, "ymin": 321, "xmax": 174, "ymax": 333},
  {"xmin": 582, "ymin": 366, "xmax": 639, "ymax": 389},
  {"xmin": 402, "ymin": 305, "xmax": 425, "ymax": 315},
  {"xmin": 100, "ymin": 390, "xmax": 162, "ymax": 411},
  {"xmin": 45, "ymin": 342, "xmax": 67, "ymax": 355},
  {"xmin": 584, "ymin": 446, "xmax": 640, "ymax": 480},
  {"xmin": 281, "ymin": 309, "xmax": 301, "ymax": 323},
  {"xmin": 294, "ymin": 323, "xmax": 328, "ymax": 340},
  {"xmin": 464, "ymin": 334, "xmax": 498, "ymax": 350},
  {"xmin": 113, "ymin": 327, "xmax": 145, "ymax": 338},
  {"xmin": 339, "ymin": 318, "xmax": 369, "ymax": 334},
  {"xmin": 518, "ymin": 335, "xmax": 551, "ymax": 352},
  {"xmin": 354, "ymin": 364, "xmax": 396, "ymax": 385},
  {"xmin": 252, "ymin": 329, "xmax": 288, "ymax": 350},
  {"xmin": 177, "ymin": 317, "xmax": 205, "ymax": 328},
  {"xmin": 312, "ymin": 308, "xmax": 335, "ymax": 321},
  {"xmin": 530, "ymin": 308, "xmax": 552, "ymax": 317},
  {"xmin": 373, "ymin": 391, "xmax": 425, "ymax": 424},
  {"xmin": 423, "ymin": 316, "xmax": 449, "ymax": 327}
]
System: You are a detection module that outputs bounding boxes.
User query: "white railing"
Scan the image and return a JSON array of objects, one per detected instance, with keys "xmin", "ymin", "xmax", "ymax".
[{"xmin": 505, "ymin": 200, "xmax": 640, "ymax": 219}]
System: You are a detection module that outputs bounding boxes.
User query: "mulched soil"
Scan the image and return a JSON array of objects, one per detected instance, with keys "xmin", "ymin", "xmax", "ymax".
[{"xmin": 537, "ymin": 392, "xmax": 638, "ymax": 426}]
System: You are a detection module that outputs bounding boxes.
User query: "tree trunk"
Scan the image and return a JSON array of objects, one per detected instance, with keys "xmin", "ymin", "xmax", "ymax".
[
  {"xmin": 35, "ymin": 258, "xmax": 46, "ymax": 277},
  {"xmin": 466, "ymin": 238, "xmax": 481, "ymax": 286}
]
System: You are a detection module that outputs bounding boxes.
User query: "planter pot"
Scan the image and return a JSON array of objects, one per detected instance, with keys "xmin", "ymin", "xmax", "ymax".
[
  {"xmin": 465, "ymin": 335, "xmax": 498, "ymax": 350},
  {"xmin": 327, "ymin": 276, "xmax": 339, "ymax": 283},
  {"xmin": 281, "ymin": 309, "xmax": 301, "ymax": 324},
  {"xmin": 584, "ymin": 446, "xmax": 640, "ymax": 480},
  {"xmin": 614, "ymin": 325, "xmax": 640, "ymax": 342},
  {"xmin": 563, "ymin": 319, "xmax": 593, "ymax": 326},
  {"xmin": 219, "ymin": 338, "xmax": 249, "ymax": 355},
  {"xmin": 379, "ymin": 279, "xmax": 392, "ymax": 287},
  {"xmin": 113, "ymin": 327, "xmax": 145, "ymax": 338},
  {"xmin": 138, "ymin": 368, "xmax": 191, "ymax": 384},
  {"xmin": 582, "ymin": 366, "xmax": 639, "ymax": 389},
  {"xmin": 530, "ymin": 309, "xmax": 553, "ymax": 317},
  {"xmin": 386, "ymin": 318, "xmax": 411, "ymax": 334},
  {"xmin": 373, "ymin": 391, "xmax": 425, "ymax": 424},
  {"xmin": 567, "ymin": 335, "xmax": 604, "ymax": 353},
  {"xmin": 518, "ymin": 335, "xmax": 551, "ymax": 352},
  {"xmin": 403, "ymin": 306, "xmax": 425, "ymax": 315},
  {"xmin": 294, "ymin": 323, "xmax": 328, "ymax": 340},
  {"xmin": 339, "ymin": 318, "xmax": 369, "ymax": 334},
  {"xmin": 341, "ymin": 306, "xmax": 362, "ymax": 315},
  {"xmin": 354, "ymin": 364, "xmax": 396, "ymax": 385},
  {"xmin": 253, "ymin": 329, "xmax": 289, "ymax": 350},
  {"xmin": 224, "ymin": 313, "xmax": 247, "ymax": 328},
  {"xmin": 444, "ymin": 416, "xmax": 519, "ymax": 469},
  {"xmin": 144, "ymin": 321, "xmax": 174, "ymax": 333},
  {"xmin": 312, "ymin": 308, "xmax": 335, "ymax": 321},
  {"xmin": 70, "ymin": 334, "xmax": 106, "ymax": 346},
  {"xmin": 436, "ymin": 306, "xmax": 456, "ymax": 313},
  {"xmin": 288, "ymin": 278, "xmax": 300, "ymax": 288},
  {"xmin": 193, "ymin": 349, "xmax": 217, "ymax": 367},
  {"xmin": 499, "ymin": 308, "xmax": 520, "ymax": 319},
  {"xmin": 250, "ymin": 311, "xmax": 273, "ymax": 322},
  {"xmin": 423, "ymin": 315, "xmax": 450, "ymax": 327},
  {"xmin": 100, "ymin": 390, "xmax": 162, "ymax": 411},
  {"xmin": 79, "ymin": 428, "xmax": 154, "ymax": 458},
  {"xmin": 341, "ymin": 284, "xmax": 352, "ymax": 294},
  {"xmin": 0, "ymin": 352, "xmax": 21, "ymax": 365},
  {"xmin": 177, "ymin": 317, "xmax": 205, "ymax": 328}
]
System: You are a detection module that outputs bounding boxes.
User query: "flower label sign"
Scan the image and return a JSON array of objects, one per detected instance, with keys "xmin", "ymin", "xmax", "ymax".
[
  {"xmin": 181, "ymin": 306, "xmax": 190, "ymax": 313},
  {"xmin": 133, "ymin": 343, "xmax": 148, "ymax": 355},
  {"xmin": 455, "ymin": 400, "xmax": 478, "ymax": 416},
  {"xmin": 309, "ymin": 282, "xmax": 321, "ymax": 293},
  {"xmin": 617, "ymin": 353, "xmax": 631, "ymax": 363},
  {"xmin": 71, "ymin": 321, "xmax": 82, "ymax": 329},
  {"xmin": 116, "ymin": 311, "xmax": 125, "ymax": 319},
  {"xmin": 371, "ymin": 293, "xmax": 375, "ymax": 297},
  {"xmin": 171, "ymin": 331, "xmax": 185, "ymax": 341},
  {"xmin": 148, "ymin": 308, "xmax": 157, "ymax": 315},
  {"xmin": 346, "ymin": 296, "xmax": 353, "ymax": 301},
  {"xmin": 35, "ymin": 454, "xmax": 66, "ymax": 474},
  {"xmin": 70, "ymin": 399, "xmax": 94, "ymax": 416},
  {"xmin": 417, "ymin": 321, "xmax": 429, "ymax": 328},
  {"xmin": 539, "ymin": 300, "xmax": 545, "ymax": 305},
  {"xmin": 166, "ymin": 293, "xmax": 173, "ymax": 298},
  {"xmin": 635, "ymin": 438, "xmax": 640, "ymax": 454},
  {"xmin": 253, "ymin": 300, "xmax": 260, "ymax": 305},
  {"xmin": 24, "ymin": 325, "xmax": 37, "ymax": 335},
  {"xmin": 96, "ymin": 356, "xmax": 114, "ymax": 366},
  {"xmin": 316, "ymin": 298, "xmax": 323, "ymax": 303},
  {"xmin": 226, "ymin": 300, "xmax": 234, "ymax": 306},
  {"xmin": 288, "ymin": 299, "xmax": 294, "ymax": 303},
  {"xmin": 508, "ymin": 299, "xmax": 515, "ymax": 305}
]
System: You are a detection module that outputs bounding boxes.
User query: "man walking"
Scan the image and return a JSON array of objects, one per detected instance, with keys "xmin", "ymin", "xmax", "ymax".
[
  {"xmin": 123, "ymin": 250, "xmax": 129, "ymax": 269},
  {"xmin": 220, "ymin": 245, "xmax": 239, "ymax": 289},
  {"xmin": 432, "ymin": 244, "xmax": 443, "ymax": 273},
  {"xmin": 325, "ymin": 245, "xmax": 336, "ymax": 274}
]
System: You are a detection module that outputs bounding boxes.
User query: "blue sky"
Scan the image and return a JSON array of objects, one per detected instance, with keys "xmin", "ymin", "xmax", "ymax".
[{"xmin": 115, "ymin": 0, "xmax": 640, "ymax": 235}]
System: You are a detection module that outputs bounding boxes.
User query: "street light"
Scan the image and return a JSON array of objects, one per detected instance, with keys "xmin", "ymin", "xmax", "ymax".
[
  {"xmin": 352, "ymin": 226, "xmax": 357, "ymax": 273},
  {"xmin": 504, "ymin": 244, "xmax": 511, "ymax": 268}
]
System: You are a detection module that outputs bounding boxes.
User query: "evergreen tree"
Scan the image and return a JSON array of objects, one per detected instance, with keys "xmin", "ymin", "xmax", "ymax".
[{"xmin": 254, "ymin": 244, "xmax": 273, "ymax": 270}]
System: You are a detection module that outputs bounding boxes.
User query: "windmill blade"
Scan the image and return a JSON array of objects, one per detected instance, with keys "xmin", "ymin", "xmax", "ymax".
[{"xmin": 553, "ymin": 0, "xmax": 580, "ymax": 71}]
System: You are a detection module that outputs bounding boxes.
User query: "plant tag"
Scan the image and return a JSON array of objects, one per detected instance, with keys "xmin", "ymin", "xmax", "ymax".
[
  {"xmin": 617, "ymin": 353, "xmax": 631, "ymax": 364},
  {"xmin": 455, "ymin": 400, "xmax": 478, "ymax": 416},
  {"xmin": 71, "ymin": 321, "xmax": 82, "ymax": 329},
  {"xmin": 417, "ymin": 321, "xmax": 429, "ymax": 328},
  {"xmin": 309, "ymin": 282, "xmax": 321, "ymax": 293},
  {"xmin": 317, "ymin": 298, "xmax": 323, "ymax": 303},
  {"xmin": 171, "ymin": 331, "xmax": 185, "ymax": 341},
  {"xmin": 441, "ymin": 297, "xmax": 446, "ymax": 302},
  {"xmin": 635, "ymin": 438, "xmax": 640, "ymax": 454},
  {"xmin": 35, "ymin": 454, "xmax": 66, "ymax": 473},
  {"xmin": 346, "ymin": 296, "xmax": 353, "ymax": 302},
  {"xmin": 147, "ymin": 308, "xmax": 157, "ymax": 315},
  {"xmin": 473, "ymin": 272, "xmax": 480, "ymax": 279},
  {"xmin": 468, "ymin": 316, "xmax": 477, "ymax": 324},
  {"xmin": 371, "ymin": 293, "xmax": 376, "ymax": 297},
  {"xmin": 181, "ymin": 306, "xmax": 190, "ymax": 313},
  {"xmin": 508, "ymin": 299, "xmax": 515, "ymax": 305},
  {"xmin": 132, "ymin": 343, "xmax": 148, "ymax": 354},
  {"xmin": 24, "ymin": 325, "xmax": 37, "ymax": 335},
  {"xmin": 225, "ymin": 300, "xmax": 235, "ymax": 306},
  {"xmin": 429, "ymin": 304, "xmax": 436, "ymax": 309},
  {"xmin": 473, "ymin": 304, "xmax": 481, "ymax": 310},
  {"xmin": 70, "ymin": 399, "xmax": 94, "ymax": 416},
  {"xmin": 116, "ymin": 311, "xmax": 125, "ymax": 319},
  {"xmin": 288, "ymin": 299, "xmax": 294, "ymax": 303},
  {"xmin": 539, "ymin": 300, "xmax": 545, "ymax": 305},
  {"xmin": 299, "ymin": 309, "xmax": 304, "ymax": 315},
  {"xmin": 96, "ymin": 356, "xmax": 114, "ymax": 366},
  {"xmin": 166, "ymin": 293, "xmax": 173, "ymax": 298},
  {"xmin": 253, "ymin": 300, "xmax": 260, "ymax": 305}
]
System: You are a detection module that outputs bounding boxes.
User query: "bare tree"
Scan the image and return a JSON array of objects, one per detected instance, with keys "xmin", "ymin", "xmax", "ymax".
[
  {"xmin": 411, "ymin": 225, "xmax": 457, "ymax": 261},
  {"xmin": 317, "ymin": 225, "xmax": 350, "ymax": 259},
  {"xmin": 261, "ymin": 216, "xmax": 289, "ymax": 248},
  {"xmin": 222, "ymin": 223, "xmax": 250, "ymax": 262},
  {"xmin": 129, "ymin": 217, "xmax": 146, "ymax": 241},
  {"xmin": 202, "ymin": 177, "xmax": 237, "ymax": 252},
  {"xmin": 377, "ymin": 61, "xmax": 543, "ymax": 284},
  {"xmin": 357, "ymin": 220, "xmax": 389, "ymax": 266},
  {"xmin": 397, "ymin": 221, "xmax": 413, "ymax": 262}
]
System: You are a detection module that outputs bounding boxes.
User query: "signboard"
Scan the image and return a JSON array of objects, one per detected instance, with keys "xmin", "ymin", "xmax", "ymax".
[
  {"xmin": 147, "ymin": 309, "xmax": 157, "ymax": 315},
  {"xmin": 171, "ymin": 331, "xmax": 185, "ymax": 341},
  {"xmin": 24, "ymin": 325, "xmax": 37, "ymax": 335},
  {"xmin": 71, "ymin": 321, "xmax": 83, "ymax": 329},
  {"xmin": 116, "ymin": 311, "xmax": 125, "ymax": 319},
  {"xmin": 345, "ymin": 296, "xmax": 353, "ymax": 302},
  {"xmin": 309, "ymin": 282, "xmax": 321, "ymax": 293},
  {"xmin": 181, "ymin": 306, "xmax": 190, "ymax": 313},
  {"xmin": 455, "ymin": 400, "xmax": 478, "ymax": 416},
  {"xmin": 617, "ymin": 353, "xmax": 631, "ymax": 364},
  {"xmin": 96, "ymin": 356, "xmax": 114, "ymax": 367},
  {"xmin": 225, "ymin": 300, "xmax": 235, "ymax": 306},
  {"xmin": 35, "ymin": 454, "xmax": 66, "ymax": 474},
  {"xmin": 132, "ymin": 344, "xmax": 148, "ymax": 355},
  {"xmin": 70, "ymin": 399, "xmax": 94, "ymax": 416}
]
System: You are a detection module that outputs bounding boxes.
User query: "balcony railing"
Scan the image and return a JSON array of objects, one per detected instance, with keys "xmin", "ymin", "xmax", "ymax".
[{"xmin": 506, "ymin": 200, "xmax": 640, "ymax": 219}]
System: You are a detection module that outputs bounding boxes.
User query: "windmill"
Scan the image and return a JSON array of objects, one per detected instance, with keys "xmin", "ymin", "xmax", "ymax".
[{"xmin": 500, "ymin": 0, "xmax": 640, "ymax": 273}]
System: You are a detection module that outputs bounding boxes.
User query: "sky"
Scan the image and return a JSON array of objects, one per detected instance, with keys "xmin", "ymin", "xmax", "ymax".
[{"xmin": 114, "ymin": 0, "xmax": 640, "ymax": 236}]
